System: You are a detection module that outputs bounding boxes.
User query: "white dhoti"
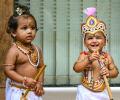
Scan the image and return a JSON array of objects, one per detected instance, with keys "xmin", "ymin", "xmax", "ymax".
[
  {"xmin": 76, "ymin": 85, "xmax": 109, "ymax": 100},
  {"xmin": 5, "ymin": 78, "xmax": 42, "ymax": 100}
]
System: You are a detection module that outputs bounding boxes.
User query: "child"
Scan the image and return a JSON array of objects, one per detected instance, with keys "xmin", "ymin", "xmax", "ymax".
[
  {"xmin": 4, "ymin": 4, "xmax": 45, "ymax": 100},
  {"xmin": 73, "ymin": 7, "xmax": 119, "ymax": 100}
]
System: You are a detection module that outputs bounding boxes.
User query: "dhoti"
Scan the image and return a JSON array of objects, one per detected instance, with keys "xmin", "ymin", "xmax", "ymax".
[
  {"xmin": 76, "ymin": 85, "xmax": 109, "ymax": 100},
  {"xmin": 5, "ymin": 78, "xmax": 42, "ymax": 100}
]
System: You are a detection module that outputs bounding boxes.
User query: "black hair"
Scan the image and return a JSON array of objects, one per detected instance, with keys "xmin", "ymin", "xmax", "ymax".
[{"xmin": 6, "ymin": 4, "xmax": 37, "ymax": 34}]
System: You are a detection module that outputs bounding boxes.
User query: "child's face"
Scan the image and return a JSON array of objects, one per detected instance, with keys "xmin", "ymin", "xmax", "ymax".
[
  {"xmin": 12, "ymin": 15, "xmax": 36, "ymax": 44},
  {"xmin": 84, "ymin": 32, "xmax": 106, "ymax": 52}
]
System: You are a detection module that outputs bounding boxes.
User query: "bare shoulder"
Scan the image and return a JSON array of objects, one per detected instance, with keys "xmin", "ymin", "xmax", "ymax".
[
  {"xmin": 105, "ymin": 52, "xmax": 117, "ymax": 69},
  {"xmin": 105, "ymin": 52, "xmax": 114, "ymax": 61},
  {"xmin": 34, "ymin": 45, "xmax": 43, "ymax": 55},
  {"xmin": 5, "ymin": 43, "xmax": 19, "ymax": 63},
  {"xmin": 6, "ymin": 43, "xmax": 18, "ymax": 55},
  {"xmin": 35, "ymin": 45, "xmax": 42, "ymax": 51},
  {"xmin": 33, "ymin": 45, "xmax": 44, "ymax": 67},
  {"xmin": 79, "ymin": 51, "xmax": 88, "ymax": 58}
]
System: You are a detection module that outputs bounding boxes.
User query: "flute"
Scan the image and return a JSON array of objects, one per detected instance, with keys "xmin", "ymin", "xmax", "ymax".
[
  {"xmin": 20, "ymin": 65, "xmax": 46, "ymax": 100},
  {"xmin": 98, "ymin": 60, "xmax": 113, "ymax": 100}
]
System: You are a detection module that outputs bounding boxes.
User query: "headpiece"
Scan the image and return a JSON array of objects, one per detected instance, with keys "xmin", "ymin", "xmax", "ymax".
[
  {"xmin": 81, "ymin": 7, "xmax": 106, "ymax": 35},
  {"xmin": 14, "ymin": 4, "xmax": 30, "ymax": 16}
]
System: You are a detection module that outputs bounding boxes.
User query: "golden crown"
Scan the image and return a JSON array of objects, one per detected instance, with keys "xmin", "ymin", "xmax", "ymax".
[{"xmin": 81, "ymin": 7, "xmax": 106, "ymax": 35}]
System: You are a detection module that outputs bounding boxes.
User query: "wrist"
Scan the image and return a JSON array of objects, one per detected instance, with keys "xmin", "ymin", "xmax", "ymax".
[
  {"xmin": 37, "ymin": 81, "xmax": 44, "ymax": 86},
  {"xmin": 88, "ymin": 55, "xmax": 92, "ymax": 63},
  {"xmin": 108, "ymin": 71, "xmax": 111, "ymax": 78}
]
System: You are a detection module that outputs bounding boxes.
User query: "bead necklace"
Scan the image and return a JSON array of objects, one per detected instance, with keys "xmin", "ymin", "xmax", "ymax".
[{"xmin": 15, "ymin": 41, "xmax": 40, "ymax": 68}]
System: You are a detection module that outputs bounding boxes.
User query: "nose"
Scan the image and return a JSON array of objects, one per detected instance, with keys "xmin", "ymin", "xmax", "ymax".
[
  {"xmin": 26, "ymin": 28, "xmax": 32, "ymax": 34},
  {"xmin": 92, "ymin": 37, "xmax": 97, "ymax": 42}
]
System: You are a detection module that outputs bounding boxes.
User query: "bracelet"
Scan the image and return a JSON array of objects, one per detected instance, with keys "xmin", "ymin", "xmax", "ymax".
[{"xmin": 22, "ymin": 76, "xmax": 27, "ymax": 87}]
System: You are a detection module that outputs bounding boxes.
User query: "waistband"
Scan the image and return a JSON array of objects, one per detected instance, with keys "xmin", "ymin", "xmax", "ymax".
[
  {"xmin": 10, "ymin": 83, "xmax": 27, "ymax": 90},
  {"xmin": 81, "ymin": 77, "xmax": 105, "ymax": 92},
  {"xmin": 10, "ymin": 81, "xmax": 32, "ymax": 90}
]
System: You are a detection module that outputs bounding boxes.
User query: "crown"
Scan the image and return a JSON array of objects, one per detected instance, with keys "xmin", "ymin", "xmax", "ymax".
[
  {"xmin": 81, "ymin": 7, "xmax": 106, "ymax": 35},
  {"xmin": 81, "ymin": 16, "xmax": 106, "ymax": 35}
]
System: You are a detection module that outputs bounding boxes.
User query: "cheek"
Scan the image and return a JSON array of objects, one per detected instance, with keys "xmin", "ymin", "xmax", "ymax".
[
  {"xmin": 100, "ymin": 40, "xmax": 106, "ymax": 46},
  {"xmin": 85, "ymin": 40, "xmax": 91, "ymax": 44},
  {"xmin": 84, "ymin": 41, "xmax": 90, "ymax": 47},
  {"xmin": 32, "ymin": 31, "xmax": 36, "ymax": 36}
]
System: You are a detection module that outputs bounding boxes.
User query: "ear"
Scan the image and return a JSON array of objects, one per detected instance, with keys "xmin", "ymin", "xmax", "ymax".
[
  {"xmin": 84, "ymin": 39, "xmax": 87, "ymax": 47},
  {"xmin": 11, "ymin": 32, "xmax": 16, "ymax": 38},
  {"xmin": 104, "ymin": 38, "xmax": 108, "ymax": 46}
]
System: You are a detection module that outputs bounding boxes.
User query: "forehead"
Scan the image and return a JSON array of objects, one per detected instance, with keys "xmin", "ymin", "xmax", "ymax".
[
  {"xmin": 85, "ymin": 31, "xmax": 105, "ymax": 37},
  {"xmin": 17, "ymin": 15, "xmax": 35, "ymax": 26}
]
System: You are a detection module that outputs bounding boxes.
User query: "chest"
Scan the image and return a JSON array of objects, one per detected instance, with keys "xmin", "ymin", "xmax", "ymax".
[{"xmin": 16, "ymin": 51, "xmax": 29, "ymax": 65}]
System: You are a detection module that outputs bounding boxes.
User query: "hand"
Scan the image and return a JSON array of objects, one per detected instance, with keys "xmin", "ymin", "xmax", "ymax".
[
  {"xmin": 34, "ymin": 83, "xmax": 44, "ymax": 96},
  {"xmin": 88, "ymin": 51, "xmax": 100, "ymax": 62},
  {"xmin": 23, "ymin": 77, "xmax": 37, "ymax": 88},
  {"xmin": 100, "ymin": 67, "xmax": 109, "ymax": 77}
]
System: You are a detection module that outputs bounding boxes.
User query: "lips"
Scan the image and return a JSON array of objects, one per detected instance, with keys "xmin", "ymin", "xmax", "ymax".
[
  {"xmin": 89, "ymin": 44, "xmax": 100, "ymax": 51},
  {"xmin": 26, "ymin": 36, "xmax": 33, "ymax": 40},
  {"xmin": 91, "ymin": 43, "xmax": 99, "ymax": 47}
]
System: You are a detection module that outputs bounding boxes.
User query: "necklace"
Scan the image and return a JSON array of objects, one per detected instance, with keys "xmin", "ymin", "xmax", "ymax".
[{"xmin": 15, "ymin": 41, "xmax": 40, "ymax": 68}]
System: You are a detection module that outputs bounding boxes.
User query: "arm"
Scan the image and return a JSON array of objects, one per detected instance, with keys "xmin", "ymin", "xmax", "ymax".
[
  {"xmin": 73, "ymin": 51, "xmax": 100, "ymax": 72},
  {"xmin": 99, "ymin": 53, "xmax": 119, "ymax": 78},
  {"xmin": 107, "ymin": 54, "xmax": 119, "ymax": 78},
  {"xmin": 73, "ymin": 52, "xmax": 90, "ymax": 73},
  {"xmin": 37, "ymin": 47, "xmax": 45, "ymax": 84},
  {"xmin": 4, "ymin": 46, "xmax": 25, "ymax": 83},
  {"xmin": 35, "ymin": 47, "xmax": 45, "ymax": 96}
]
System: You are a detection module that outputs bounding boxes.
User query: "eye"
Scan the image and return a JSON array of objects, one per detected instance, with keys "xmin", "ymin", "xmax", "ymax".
[
  {"xmin": 21, "ymin": 26, "xmax": 28, "ymax": 30},
  {"xmin": 96, "ymin": 36, "xmax": 103, "ymax": 39},
  {"xmin": 31, "ymin": 26, "xmax": 36, "ymax": 30},
  {"xmin": 87, "ymin": 37, "xmax": 93, "ymax": 40}
]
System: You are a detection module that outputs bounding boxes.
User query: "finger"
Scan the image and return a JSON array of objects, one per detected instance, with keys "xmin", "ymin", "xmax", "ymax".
[
  {"xmin": 101, "ymin": 70, "xmax": 108, "ymax": 76},
  {"xmin": 35, "ymin": 87, "xmax": 40, "ymax": 94},
  {"xmin": 92, "ymin": 56, "xmax": 98, "ymax": 60},
  {"xmin": 35, "ymin": 90, "xmax": 41, "ymax": 96},
  {"xmin": 33, "ymin": 80, "xmax": 37, "ymax": 83},
  {"xmin": 37, "ymin": 90, "xmax": 44, "ymax": 96}
]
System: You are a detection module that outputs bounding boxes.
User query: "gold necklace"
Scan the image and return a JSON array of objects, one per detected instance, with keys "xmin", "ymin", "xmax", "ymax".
[{"xmin": 15, "ymin": 41, "xmax": 40, "ymax": 68}]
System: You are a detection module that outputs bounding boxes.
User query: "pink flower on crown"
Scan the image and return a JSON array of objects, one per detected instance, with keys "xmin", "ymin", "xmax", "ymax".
[{"xmin": 83, "ymin": 7, "xmax": 96, "ymax": 16}]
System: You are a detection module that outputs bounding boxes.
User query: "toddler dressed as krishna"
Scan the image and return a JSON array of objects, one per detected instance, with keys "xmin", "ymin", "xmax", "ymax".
[
  {"xmin": 73, "ymin": 7, "xmax": 119, "ymax": 100},
  {"xmin": 4, "ymin": 4, "xmax": 45, "ymax": 100}
]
